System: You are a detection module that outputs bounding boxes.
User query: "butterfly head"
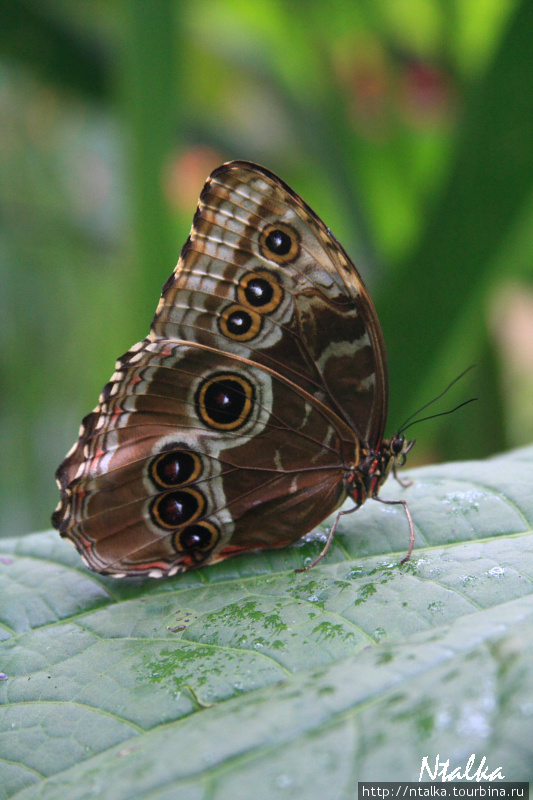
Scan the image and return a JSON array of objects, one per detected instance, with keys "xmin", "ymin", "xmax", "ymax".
[
  {"xmin": 347, "ymin": 435, "xmax": 414, "ymax": 505},
  {"xmin": 388, "ymin": 434, "xmax": 415, "ymax": 469},
  {"xmin": 380, "ymin": 433, "xmax": 416, "ymax": 487}
]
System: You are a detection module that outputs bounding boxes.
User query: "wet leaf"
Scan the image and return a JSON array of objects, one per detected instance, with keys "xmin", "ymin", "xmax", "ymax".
[{"xmin": 1, "ymin": 446, "xmax": 532, "ymax": 798}]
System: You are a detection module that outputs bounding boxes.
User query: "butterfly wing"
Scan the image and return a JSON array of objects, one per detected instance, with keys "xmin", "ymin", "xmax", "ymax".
[
  {"xmin": 152, "ymin": 161, "xmax": 388, "ymax": 449},
  {"xmin": 54, "ymin": 161, "xmax": 390, "ymax": 576},
  {"xmin": 53, "ymin": 339, "xmax": 356, "ymax": 576}
]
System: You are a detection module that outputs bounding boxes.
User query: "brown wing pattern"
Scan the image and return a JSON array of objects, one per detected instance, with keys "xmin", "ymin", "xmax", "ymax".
[
  {"xmin": 152, "ymin": 161, "xmax": 388, "ymax": 448},
  {"xmin": 53, "ymin": 339, "xmax": 356, "ymax": 576},
  {"xmin": 53, "ymin": 161, "xmax": 389, "ymax": 576}
]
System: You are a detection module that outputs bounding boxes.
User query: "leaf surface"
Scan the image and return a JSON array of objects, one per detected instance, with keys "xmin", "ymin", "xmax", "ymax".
[{"xmin": 1, "ymin": 446, "xmax": 532, "ymax": 798}]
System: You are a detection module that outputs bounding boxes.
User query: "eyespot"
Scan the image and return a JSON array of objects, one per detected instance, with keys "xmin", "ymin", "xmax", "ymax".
[
  {"xmin": 244, "ymin": 277, "xmax": 273, "ymax": 307},
  {"xmin": 149, "ymin": 450, "xmax": 202, "ymax": 488},
  {"xmin": 150, "ymin": 487, "xmax": 205, "ymax": 530},
  {"xmin": 260, "ymin": 223, "xmax": 300, "ymax": 264},
  {"xmin": 237, "ymin": 270, "xmax": 283, "ymax": 314},
  {"xmin": 265, "ymin": 229, "xmax": 292, "ymax": 255},
  {"xmin": 196, "ymin": 372, "xmax": 254, "ymax": 431},
  {"xmin": 219, "ymin": 304, "xmax": 262, "ymax": 342},
  {"xmin": 173, "ymin": 521, "xmax": 220, "ymax": 553}
]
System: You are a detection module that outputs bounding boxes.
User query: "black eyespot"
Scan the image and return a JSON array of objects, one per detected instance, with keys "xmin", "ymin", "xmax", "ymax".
[
  {"xmin": 196, "ymin": 373, "xmax": 254, "ymax": 430},
  {"xmin": 227, "ymin": 309, "xmax": 252, "ymax": 335},
  {"xmin": 237, "ymin": 271, "xmax": 283, "ymax": 315},
  {"xmin": 150, "ymin": 451, "xmax": 200, "ymax": 488},
  {"xmin": 265, "ymin": 228, "xmax": 292, "ymax": 256},
  {"xmin": 219, "ymin": 304, "xmax": 262, "ymax": 342},
  {"xmin": 244, "ymin": 278, "xmax": 274, "ymax": 308},
  {"xmin": 178, "ymin": 523, "xmax": 216, "ymax": 551},
  {"xmin": 150, "ymin": 488, "xmax": 204, "ymax": 530},
  {"xmin": 259, "ymin": 223, "xmax": 300, "ymax": 263},
  {"xmin": 204, "ymin": 380, "xmax": 244, "ymax": 424},
  {"xmin": 180, "ymin": 527, "xmax": 205, "ymax": 550}
]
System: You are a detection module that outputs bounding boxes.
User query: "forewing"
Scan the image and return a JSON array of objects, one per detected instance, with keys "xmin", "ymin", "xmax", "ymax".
[{"xmin": 152, "ymin": 161, "xmax": 388, "ymax": 448}]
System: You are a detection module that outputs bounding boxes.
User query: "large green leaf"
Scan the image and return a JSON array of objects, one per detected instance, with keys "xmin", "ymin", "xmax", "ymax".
[{"xmin": 1, "ymin": 445, "xmax": 532, "ymax": 798}]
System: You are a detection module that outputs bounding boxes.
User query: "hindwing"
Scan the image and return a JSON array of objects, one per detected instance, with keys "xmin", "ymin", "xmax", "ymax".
[{"xmin": 53, "ymin": 338, "xmax": 356, "ymax": 576}]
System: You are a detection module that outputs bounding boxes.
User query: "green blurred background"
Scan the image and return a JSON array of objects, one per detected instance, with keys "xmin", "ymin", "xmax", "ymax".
[{"xmin": 1, "ymin": 0, "xmax": 532, "ymax": 539}]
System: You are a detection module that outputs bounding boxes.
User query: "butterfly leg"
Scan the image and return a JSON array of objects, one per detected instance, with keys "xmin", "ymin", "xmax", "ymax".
[
  {"xmin": 393, "ymin": 464, "xmax": 413, "ymax": 488},
  {"xmin": 375, "ymin": 497, "xmax": 415, "ymax": 563},
  {"xmin": 294, "ymin": 504, "xmax": 360, "ymax": 573}
]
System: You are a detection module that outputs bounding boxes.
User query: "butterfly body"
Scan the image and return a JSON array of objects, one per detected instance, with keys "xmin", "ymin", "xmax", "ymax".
[{"xmin": 53, "ymin": 161, "xmax": 413, "ymax": 577}]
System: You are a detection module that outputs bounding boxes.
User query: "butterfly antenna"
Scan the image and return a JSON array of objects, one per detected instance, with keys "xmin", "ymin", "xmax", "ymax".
[
  {"xmin": 400, "ymin": 397, "xmax": 478, "ymax": 434},
  {"xmin": 397, "ymin": 365, "xmax": 477, "ymax": 434}
]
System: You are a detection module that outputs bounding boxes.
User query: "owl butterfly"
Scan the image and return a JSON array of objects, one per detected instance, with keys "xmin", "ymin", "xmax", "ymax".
[{"xmin": 53, "ymin": 160, "xmax": 415, "ymax": 578}]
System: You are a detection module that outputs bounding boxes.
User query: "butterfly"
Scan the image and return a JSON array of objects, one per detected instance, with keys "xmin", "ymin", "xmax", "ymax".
[{"xmin": 52, "ymin": 161, "xmax": 415, "ymax": 578}]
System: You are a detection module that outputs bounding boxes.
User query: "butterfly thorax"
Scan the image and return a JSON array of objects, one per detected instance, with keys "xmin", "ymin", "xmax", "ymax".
[{"xmin": 345, "ymin": 435, "xmax": 413, "ymax": 506}]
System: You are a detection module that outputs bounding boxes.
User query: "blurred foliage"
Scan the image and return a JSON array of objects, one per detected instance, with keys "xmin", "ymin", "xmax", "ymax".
[{"xmin": 0, "ymin": 0, "xmax": 532, "ymax": 538}]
